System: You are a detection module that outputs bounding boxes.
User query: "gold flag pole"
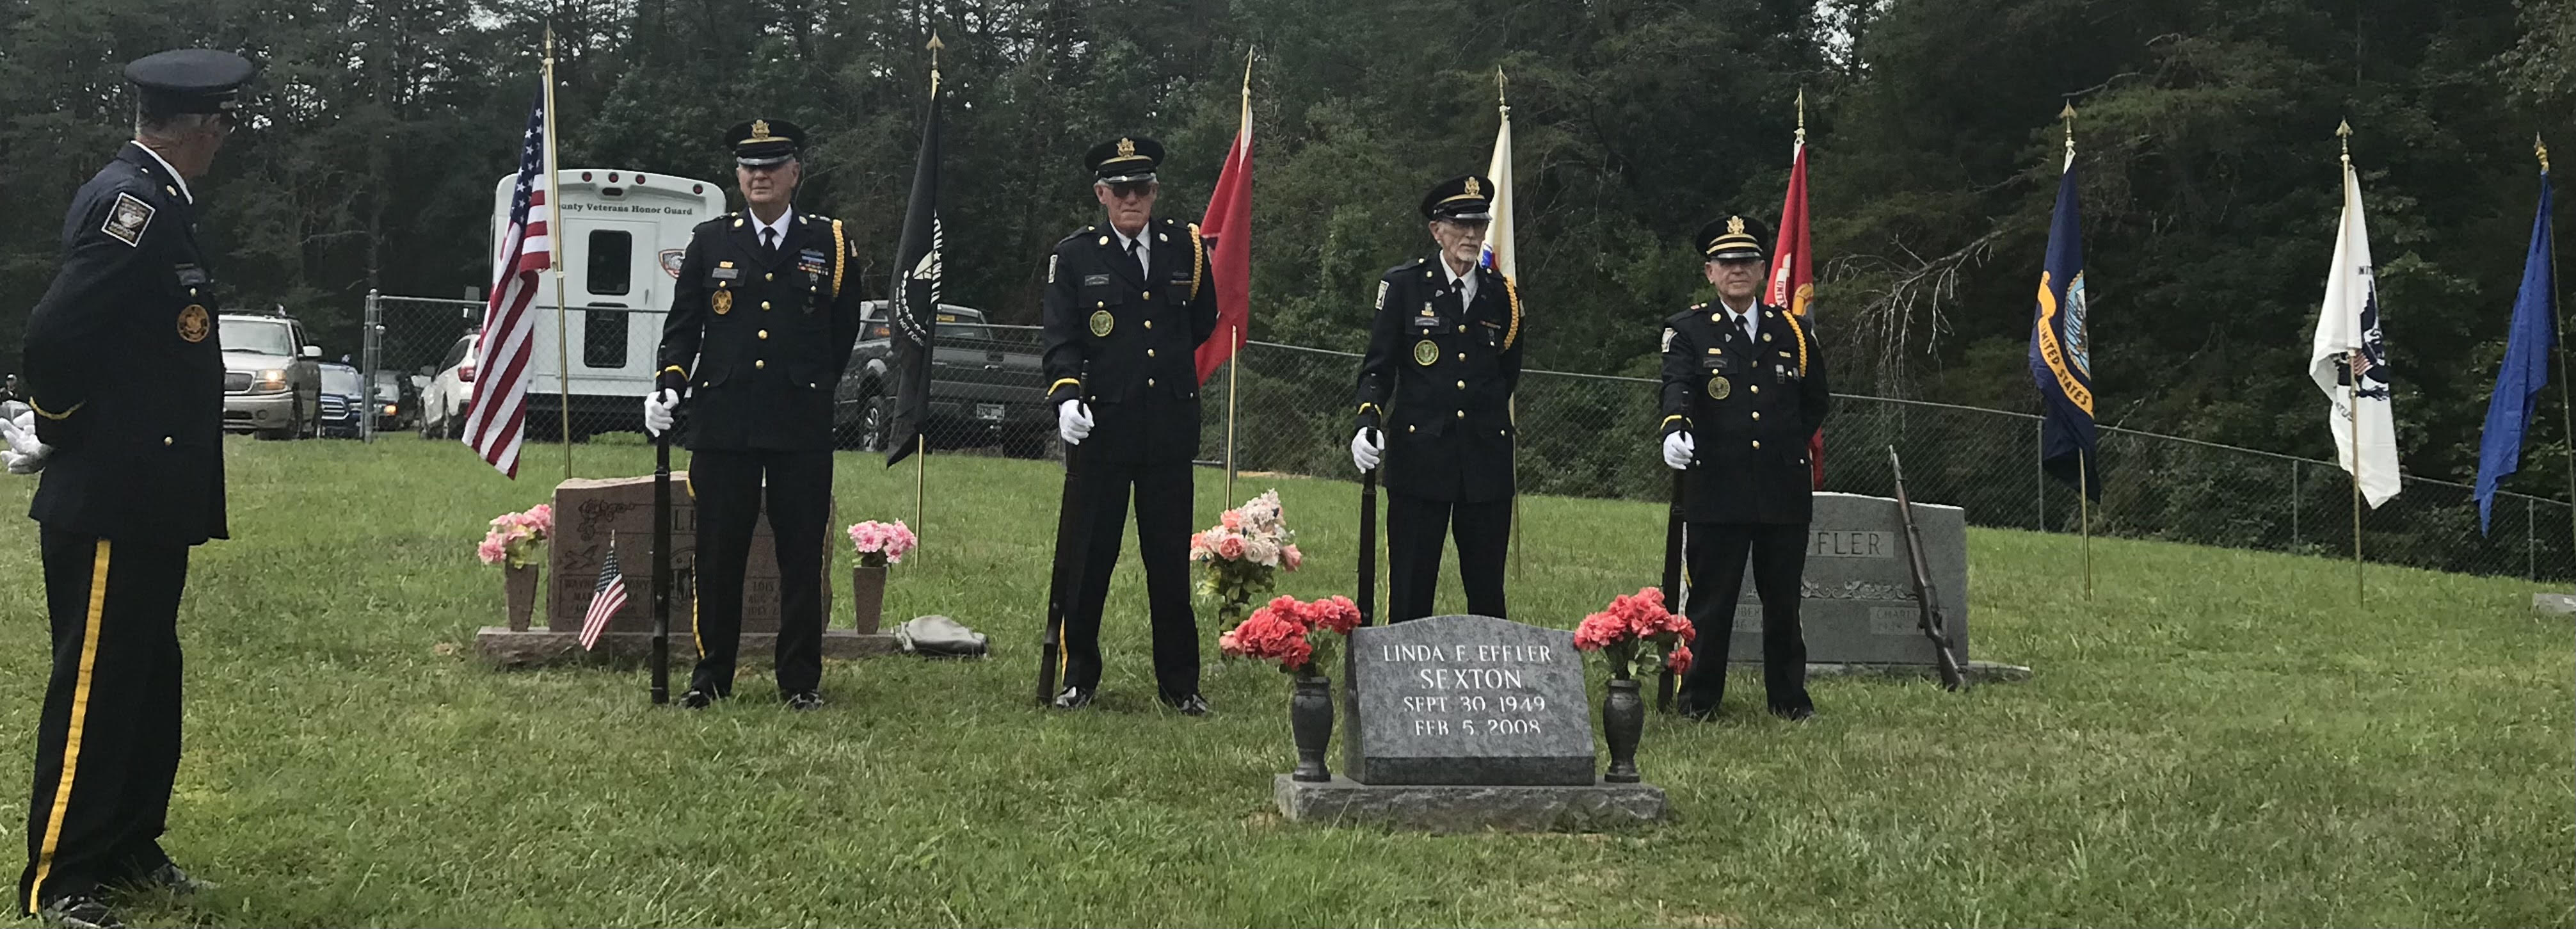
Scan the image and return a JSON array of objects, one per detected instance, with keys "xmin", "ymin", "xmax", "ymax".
[
  {"xmin": 2341, "ymin": 120, "xmax": 2363, "ymax": 604},
  {"xmin": 1498, "ymin": 66, "xmax": 1524, "ymax": 581},
  {"xmin": 2064, "ymin": 102, "xmax": 2088, "ymax": 597},
  {"xmin": 541, "ymin": 25, "xmax": 573, "ymax": 480}
]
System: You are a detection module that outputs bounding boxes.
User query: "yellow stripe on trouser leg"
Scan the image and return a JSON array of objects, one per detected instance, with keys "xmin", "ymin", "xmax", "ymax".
[
  {"xmin": 26, "ymin": 540, "xmax": 109, "ymax": 913},
  {"xmin": 685, "ymin": 473, "xmax": 704, "ymax": 659}
]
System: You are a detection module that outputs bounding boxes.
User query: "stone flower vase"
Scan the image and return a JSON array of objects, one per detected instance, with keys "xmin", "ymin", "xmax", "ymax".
[
  {"xmin": 849, "ymin": 561, "xmax": 889, "ymax": 634},
  {"xmin": 504, "ymin": 563, "xmax": 539, "ymax": 632},
  {"xmin": 1603, "ymin": 677, "xmax": 1645, "ymax": 783},
  {"xmin": 1289, "ymin": 672, "xmax": 1334, "ymax": 782}
]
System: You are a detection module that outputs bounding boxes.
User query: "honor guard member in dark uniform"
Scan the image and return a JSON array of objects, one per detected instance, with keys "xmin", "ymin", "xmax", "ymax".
[
  {"xmin": 1350, "ymin": 175, "xmax": 1524, "ymax": 622},
  {"xmin": 644, "ymin": 119, "xmax": 864, "ymax": 711},
  {"xmin": 0, "ymin": 49, "xmax": 252, "ymax": 929},
  {"xmin": 1039, "ymin": 135, "xmax": 1220, "ymax": 714},
  {"xmin": 1658, "ymin": 214, "xmax": 1831, "ymax": 720}
]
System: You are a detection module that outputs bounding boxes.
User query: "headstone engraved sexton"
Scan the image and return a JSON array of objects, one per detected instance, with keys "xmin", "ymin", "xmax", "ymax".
[
  {"xmin": 475, "ymin": 474, "xmax": 898, "ymax": 665},
  {"xmin": 1274, "ymin": 615, "xmax": 1670, "ymax": 832}
]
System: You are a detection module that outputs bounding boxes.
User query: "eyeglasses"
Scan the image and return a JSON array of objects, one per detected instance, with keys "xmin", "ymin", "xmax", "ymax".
[{"xmin": 1105, "ymin": 182, "xmax": 1155, "ymax": 200}]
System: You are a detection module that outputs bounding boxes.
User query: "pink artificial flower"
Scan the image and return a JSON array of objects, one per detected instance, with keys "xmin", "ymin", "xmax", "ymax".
[
  {"xmin": 1280, "ymin": 544, "xmax": 1303, "ymax": 571},
  {"xmin": 1190, "ymin": 532, "xmax": 1208, "ymax": 555},
  {"xmin": 1221, "ymin": 509, "xmax": 1244, "ymax": 530},
  {"xmin": 477, "ymin": 534, "xmax": 508, "ymax": 565},
  {"xmin": 1217, "ymin": 535, "xmax": 1246, "ymax": 560},
  {"xmin": 1244, "ymin": 538, "xmax": 1279, "ymax": 567},
  {"xmin": 1302, "ymin": 595, "xmax": 1361, "ymax": 635},
  {"xmin": 524, "ymin": 504, "xmax": 554, "ymax": 536},
  {"xmin": 1572, "ymin": 612, "xmax": 1628, "ymax": 652},
  {"xmin": 1665, "ymin": 643, "xmax": 1695, "ymax": 675}
]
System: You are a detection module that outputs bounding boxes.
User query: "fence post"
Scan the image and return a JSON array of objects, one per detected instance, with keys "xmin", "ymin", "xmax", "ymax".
[
  {"xmin": 362, "ymin": 288, "xmax": 380, "ymax": 442},
  {"xmin": 2529, "ymin": 496, "xmax": 2538, "ymax": 581},
  {"xmin": 2289, "ymin": 460, "xmax": 2300, "ymax": 550},
  {"xmin": 2034, "ymin": 417, "xmax": 2046, "ymax": 531}
]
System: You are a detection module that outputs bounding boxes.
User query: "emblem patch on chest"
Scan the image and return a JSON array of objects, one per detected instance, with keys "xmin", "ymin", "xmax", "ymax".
[
  {"xmin": 103, "ymin": 193, "xmax": 154, "ymax": 246},
  {"xmin": 712, "ymin": 290, "xmax": 734, "ymax": 315},
  {"xmin": 177, "ymin": 304, "xmax": 210, "ymax": 343},
  {"xmin": 1089, "ymin": 309, "xmax": 1115, "ymax": 337},
  {"xmin": 1413, "ymin": 339, "xmax": 1439, "ymax": 366},
  {"xmin": 1707, "ymin": 376, "xmax": 1731, "ymax": 400}
]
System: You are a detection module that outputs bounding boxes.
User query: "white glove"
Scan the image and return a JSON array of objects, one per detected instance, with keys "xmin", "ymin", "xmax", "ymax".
[
  {"xmin": 643, "ymin": 389, "xmax": 679, "ymax": 436},
  {"xmin": 1351, "ymin": 428, "xmax": 1383, "ymax": 473},
  {"xmin": 1057, "ymin": 399, "xmax": 1094, "ymax": 445},
  {"xmin": 1661, "ymin": 432, "xmax": 1695, "ymax": 470},
  {"xmin": 1, "ymin": 412, "xmax": 50, "ymax": 475}
]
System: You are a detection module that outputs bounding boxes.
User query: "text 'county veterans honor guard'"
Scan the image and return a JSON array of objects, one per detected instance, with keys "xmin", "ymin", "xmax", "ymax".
[
  {"xmin": 1350, "ymin": 175, "xmax": 1523, "ymax": 622},
  {"xmin": 1659, "ymin": 215, "xmax": 1832, "ymax": 720},
  {"xmin": 1, "ymin": 49, "xmax": 252, "ymax": 929},
  {"xmin": 1041, "ymin": 136, "xmax": 1219, "ymax": 714},
  {"xmin": 644, "ymin": 119, "xmax": 863, "ymax": 712}
]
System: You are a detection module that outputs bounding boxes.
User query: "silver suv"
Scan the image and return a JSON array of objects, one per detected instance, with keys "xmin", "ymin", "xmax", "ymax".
[{"xmin": 218, "ymin": 313, "xmax": 323, "ymax": 439}]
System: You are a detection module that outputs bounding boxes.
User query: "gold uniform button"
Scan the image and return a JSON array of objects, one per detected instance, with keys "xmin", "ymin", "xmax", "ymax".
[
  {"xmin": 755, "ymin": 360, "xmax": 767, "ymax": 369},
  {"xmin": 1752, "ymin": 440, "xmax": 1762, "ymax": 449},
  {"xmin": 1144, "ymin": 319, "xmax": 1154, "ymax": 330},
  {"xmin": 1750, "ymin": 384, "xmax": 1761, "ymax": 394},
  {"xmin": 1751, "ymin": 411, "xmax": 1761, "ymax": 421},
  {"xmin": 1407, "ymin": 425, "xmax": 1418, "ymax": 433},
  {"xmin": 162, "ymin": 437, "xmax": 173, "ymax": 446},
  {"xmin": 1455, "ymin": 410, "xmax": 1465, "ymax": 419},
  {"xmin": 1096, "ymin": 302, "xmax": 1107, "ymax": 309},
  {"xmin": 1457, "ymin": 325, "xmax": 1467, "ymax": 333},
  {"xmin": 1457, "ymin": 352, "xmax": 1467, "ymax": 362},
  {"xmin": 1143, "ymin": 291, "xmax": 1154, "ymax": 300},
  {"xmin": 760, "ymin": 300, "xmax": 772, "ymax": 311},
  {"xmin": 1146, "ymin": 348, "xmax": 1156, "ymax": 358},
  {"xmin": 1147, "ymin": 378, "xmax": 1156, "ymax": 387},
  {"xmin": 764, "ymin": 272, "xmax": 774, "ymax": 281},
  {"xmin": 1455, "ymin": 380, "xmax": 1466, "ymax": 389}
]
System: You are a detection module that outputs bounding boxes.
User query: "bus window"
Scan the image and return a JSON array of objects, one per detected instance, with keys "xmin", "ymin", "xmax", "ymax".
[{"xmin": 588, "ymin": 230, "xmax": 633, "ymax": 296}]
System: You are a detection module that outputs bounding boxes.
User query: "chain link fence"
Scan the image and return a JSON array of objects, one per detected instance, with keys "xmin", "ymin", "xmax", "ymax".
[{"xmin": 362, "ymin": 296, "xmax": 2576, "ymax": 583}]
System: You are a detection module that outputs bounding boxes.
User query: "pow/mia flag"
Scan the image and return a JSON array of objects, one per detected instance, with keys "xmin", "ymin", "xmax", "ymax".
[{"xmin": 885, "ymin": 62, "xmax": 946, "ymax": 469}]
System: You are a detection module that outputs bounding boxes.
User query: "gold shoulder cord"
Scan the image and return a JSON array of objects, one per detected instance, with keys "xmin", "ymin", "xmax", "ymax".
[
  {"xmin": 831, "ymin": 220, "xmax": 848, "ymax": 299},
  {"xmin": 1783, "ymin": 311, "xmax": 1809, "ymax": 376},
  {"xmin": 1501, "ymin": 276, "xmax": 1522, "ymax": 350},
  {"xmin": 1188, "ymin": 223, "xmax": 1206, "ymax": 301}
]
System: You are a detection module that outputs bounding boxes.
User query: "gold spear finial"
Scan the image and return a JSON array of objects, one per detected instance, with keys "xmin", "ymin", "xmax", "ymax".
[
  {"xmin": 1496, "ymin": 65, "xmax": 1508, "ymax": 112},
  {"xmin": 1796, "ymin": 88, "xmax": 1807, "ymax": 146},
  {"xmin": 2540, "ymin": 133, "xmax": 2552, "ymax": 174},
  {"xmin": 2061, "ymin": 101, "xmax": 2076, "ymax": 159},
  {"xmin": 927, "ymin": 33, "xmax": 944, "ymax": 97},
  {"xmin": 1241, "ymin": 47, "xmax": 1254, "ymax": 97},
  {"xmin": 2337, "ymin": 119, "xmax": 2352, "ymax": 165}
]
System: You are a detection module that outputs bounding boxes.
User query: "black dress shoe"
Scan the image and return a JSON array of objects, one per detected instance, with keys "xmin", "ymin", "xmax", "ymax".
[
  {"xmin": 1051, "ymin": 686, "xmax": 1094, "ymax": 709},
  {"xmin": 111, "ymin": 862, "xmax": 214, "ymax": 896},
  {"xmin": 40, "ymin": 895, "xmax": 125, "ymax": 929},
  {"xmin": 1163, "ymin": 693, "xmax": 1213, "ymax": 716},
  {"xmin": 680, "ymin": 689, "xmax": 714, "ymax": 709},
  {"xmin": 1773, "ymin": 706, "xmax": 1816, "ymax": 722},
  {"xmin": 783, "ymin": 690, "xmax": 824, "ymax": 711}
]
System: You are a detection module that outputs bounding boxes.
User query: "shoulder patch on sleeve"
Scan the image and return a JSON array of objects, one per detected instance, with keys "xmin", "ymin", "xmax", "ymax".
[
  {"xmin": 1374, "ymin": 280, "xmax": 1389, "ymax": 312},
  {"xmin": 1047, "ymin": 253, "xmax": 1060, "ymax": 284},
  {"xmin": 102, "ymin": 192, "xmax": 154, "ymax": 246},
  {"xmin": 1662, "ymin": 327, "xmax": 1676, "ymax": 353}
]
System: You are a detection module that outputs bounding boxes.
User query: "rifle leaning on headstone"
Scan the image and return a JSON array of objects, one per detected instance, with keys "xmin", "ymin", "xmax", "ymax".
[
  {"xmin": 1887, "ymin": 446, "xmax": 1967, "ymax": 691},
  {"xmin": 1358, "ymin": 435, "xmax": 1379, "ymax": 627},
  {"xmin": 1656, "ymin": 469, "xmax": 1685, "ymax": 712},
  {"xmin": 1037, "ymin": 364, "xmax": 1090, "ymax": 705}
]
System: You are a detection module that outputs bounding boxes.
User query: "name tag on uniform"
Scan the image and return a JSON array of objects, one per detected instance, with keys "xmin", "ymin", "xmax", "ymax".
[
  {"xmin": 173, "ymin": 264, "xmax": 209, "ymax": 287},
  {"xmin": 1082, "ymin": 274, "xmax": 1111, "ymax": 287},
  {"xmin": 711, "ymin": 267, "xmax": 740, "ymax": 280},
  {"xmin": 1411, "ymin": 316, "xmax": 1441, "ymax": 330}
]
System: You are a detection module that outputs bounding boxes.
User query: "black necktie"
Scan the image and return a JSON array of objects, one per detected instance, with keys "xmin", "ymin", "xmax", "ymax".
[
  {"xmin": 762, "ymin": 228, "xmax": 779, "ymax": 254},
  {"xmin": 1126, "ymin": 238, "xmax": 1144, "ymax": 277}
]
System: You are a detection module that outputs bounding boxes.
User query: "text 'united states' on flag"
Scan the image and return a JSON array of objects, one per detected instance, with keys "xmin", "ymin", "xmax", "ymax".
[{"xmin": 458, "ymin": 86, "xmax": 552, "ymax": 478}]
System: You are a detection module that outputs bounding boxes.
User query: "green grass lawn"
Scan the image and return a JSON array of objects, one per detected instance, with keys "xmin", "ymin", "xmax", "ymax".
[{"xmin": 0, "ymin": 436, "xmax": 2565, "ymax": 927}]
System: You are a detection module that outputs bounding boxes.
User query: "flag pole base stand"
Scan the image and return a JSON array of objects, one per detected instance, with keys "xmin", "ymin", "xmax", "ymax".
[
  {"xmin": 2531, "ymin": 594, "xmax": 2576, "ymax": 617},
  {"xmin": 473, "ymin": 627, "xmax": 900, "ymax": 668}
]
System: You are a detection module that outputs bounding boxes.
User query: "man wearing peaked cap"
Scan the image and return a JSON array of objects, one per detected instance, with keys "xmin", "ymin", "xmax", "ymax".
[
  {"xmin": 647, "ymin": 117, "xmax": 864, "ymax": 713},
  {"xmin": 1351, "ymin": 174, "xmax": 1524, "ymax": 622},
  {"xmin": 1037, "ymin": 134, "xmax": 1220, "ymax": 714},
  {"xmin": 1656, "ymin": 213, "xmax": 1832, "ymax": 721},
  {"xmin": 7, "ymin": 47, "xmax": 252, "ymax": 929}
]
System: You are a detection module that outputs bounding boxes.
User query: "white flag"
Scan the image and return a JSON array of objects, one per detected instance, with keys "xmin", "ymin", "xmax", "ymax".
[
  {"xmin": 1479, "ymin": 99, "xmax": 1514, "ymax": 280},
  {"xmin": 2307, "ymin": 158, "xmax": 2401, "ymax": 507}
]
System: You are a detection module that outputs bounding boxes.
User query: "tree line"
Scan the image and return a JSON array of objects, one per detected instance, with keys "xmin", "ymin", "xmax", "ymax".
[{"xmin": 1, "ymin": 0, "xmax": 2570, "ymax": 493}]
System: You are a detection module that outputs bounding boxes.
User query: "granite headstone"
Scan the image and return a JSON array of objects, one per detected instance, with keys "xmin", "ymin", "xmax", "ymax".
[
  {"xmin": 1341, "ymin": 615, "xmax": 1594, "ymax": 786},
  {"xmin": 545, "ymin": 473, "xmax": 831, "ymax": 634},
  {"xmin": 1716, "ymin": 492, "xmax": 1968, "ymax": 665}
]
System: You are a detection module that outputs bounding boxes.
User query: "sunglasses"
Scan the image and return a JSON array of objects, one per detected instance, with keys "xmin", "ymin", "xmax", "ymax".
[{"xmin": 1105, "ymin": 182, "xmax": 1155, "ymax": 200}]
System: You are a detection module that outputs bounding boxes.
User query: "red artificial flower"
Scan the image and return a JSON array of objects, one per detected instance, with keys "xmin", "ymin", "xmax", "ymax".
[
  {"xmin": 1220, "ymin": 608, "xmax": 1313, "ymax": 670},
  {"xmin": 1573, "ymin": 612, "xmax": 1628, "ymax": 652},
  {"xmin": 1665, "ymin": 643, "xmax": 1694, "ymax": 675},
  {"xmin": 1301, "ymin": 595, "xmax": 1362, "ymax": 635}
]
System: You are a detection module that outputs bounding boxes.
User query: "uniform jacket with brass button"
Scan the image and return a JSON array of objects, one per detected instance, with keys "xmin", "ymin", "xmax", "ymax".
[
  {"xmin": 657, "ymin": 210, "xmax": 864, "ymax": 451},
  {"xmin": 22, "ymin": 141, "xmax": 228, "ymax": 547},
  {"xmin": 1039, "ymin": 216, "xmax": 1218, "ymax": 465},
  {"xmin": 1659, "ymin": 300, "xmax": 1830, "ymax": 524},
  {"xmin": 1354, "ymin": 257, "xmax": 1523, "ymax": 503}
]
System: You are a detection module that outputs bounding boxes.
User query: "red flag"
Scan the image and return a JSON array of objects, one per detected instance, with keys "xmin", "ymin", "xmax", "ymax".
[
  {"xmin": 1194, "ymin": 71, "xmax": 1252, "ymax": 384},
  {"xmin": 1767, "ymin": 139, "xmax": 1822, "ymax": 489}
]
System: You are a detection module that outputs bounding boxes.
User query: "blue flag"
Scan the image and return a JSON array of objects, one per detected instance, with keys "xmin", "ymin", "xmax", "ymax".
[
  {"xmin": 2473, "ymin": 170, "xmax": 2556, "ymax": 535},
  {"xmin": 2029, "ymin": 165, "xmax": 2100, "ymax": 499}
]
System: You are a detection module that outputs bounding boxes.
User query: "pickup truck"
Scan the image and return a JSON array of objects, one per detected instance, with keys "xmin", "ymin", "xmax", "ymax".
[{"xmin": 836, "ymin": 302, "xmax": 1052, "ymax": 457}]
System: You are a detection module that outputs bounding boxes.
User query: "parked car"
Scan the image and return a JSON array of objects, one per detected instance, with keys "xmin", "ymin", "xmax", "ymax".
[
  {"xmin": 835, "ymin": 303, "xmax": 1051, "ymax": 457},
  {"xmin": 370, "ymin": 369, "xmax": 416, "ymax": 433},
  {"xmin": 418, "ymin": 332, "xmax": 480, "ymax": 439},
  {"xmin": 316, "ymin": 362, "xmax": 365, "ymax": 439},
  {"xmin": 218, "ymin": 312, "xmax": 323, "ymax": 440}
]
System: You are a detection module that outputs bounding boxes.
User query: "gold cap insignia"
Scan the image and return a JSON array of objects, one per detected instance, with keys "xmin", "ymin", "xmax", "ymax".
[
  {"xmin": 750, "ymin": 118, "xmax": 772, "ymax": 140},
  {"xmin": 1727, "ymin": 216, "xmax": 1747, "ymax": 236},
  {"xmin": 1464, "ymin": 177, "xmax": 1482, "ymax": 198},
  {"xmin": 1117, "ymin": 137, "xmax": 1137, "ymax": 158}
]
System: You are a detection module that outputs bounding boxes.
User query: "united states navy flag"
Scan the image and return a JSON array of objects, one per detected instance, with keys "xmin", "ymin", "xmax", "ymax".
[{"xmin": 2028, "ymin": 160, "xmax": 2100, "ymax": 499}]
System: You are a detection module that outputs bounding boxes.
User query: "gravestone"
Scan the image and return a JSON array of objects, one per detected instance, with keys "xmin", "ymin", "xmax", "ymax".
[
  {"xmin": 476, "ymin": 474, "xmax": 897, "ymax": 665},
  {"xmin": 1717, "ymin": 492, "xmax": 1972, "ymax": 668},
  {"xmin": 1276, "ymin": 615, "xmax": 1668, "ymax": 832}
]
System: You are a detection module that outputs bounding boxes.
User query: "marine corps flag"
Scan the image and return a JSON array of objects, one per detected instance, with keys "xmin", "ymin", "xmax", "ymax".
[
  {"xmin": 1193, "ymin": 58, "xmax": 1253, "ymax": 385},
  {"xmin": 1768, "ymin": 104, "xmax": 1821, "ymax": 489},
  {"xmin": 884, "ymin": 46, "xmax": 946, "ymax": 469},
  {"xmin": 2028, "ymin": 152, "xmax": 2100, "ymax": 499}
]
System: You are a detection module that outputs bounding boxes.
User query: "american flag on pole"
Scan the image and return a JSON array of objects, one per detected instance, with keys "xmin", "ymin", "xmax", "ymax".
[
  {"xmin": 459, "ymin": 88, "xmax": 552, "ymax": 478},
  {"xmin": 577, "ymin": 539, "xmax": 630, "ymax": 650}
]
